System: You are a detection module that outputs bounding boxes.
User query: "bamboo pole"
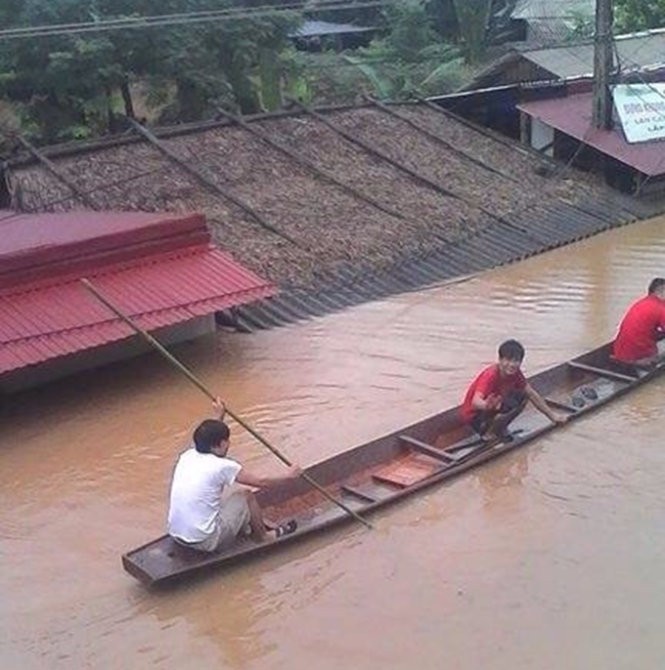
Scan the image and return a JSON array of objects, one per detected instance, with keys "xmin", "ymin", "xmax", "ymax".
[{"xmin": 80, "ymin": 278, "xmax": 373, "ymax": 530}]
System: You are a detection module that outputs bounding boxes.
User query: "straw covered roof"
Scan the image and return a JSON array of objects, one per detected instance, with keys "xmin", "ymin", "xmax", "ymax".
[{"xmin": 4, "ymin": 102, "xmax": 607, "ymax": 289}]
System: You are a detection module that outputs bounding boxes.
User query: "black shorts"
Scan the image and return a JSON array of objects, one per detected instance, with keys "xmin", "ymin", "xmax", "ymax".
[
  {"xmin": 470, "ymin": 390, "xmax": 526, "ymax": 435},
  {"xmin": 470, "ymin": 412, "xmax": 493, "ymax": 435},
  {"xmin": 501, "ymin": 389, "xmax": 526, "ymax": 413}
]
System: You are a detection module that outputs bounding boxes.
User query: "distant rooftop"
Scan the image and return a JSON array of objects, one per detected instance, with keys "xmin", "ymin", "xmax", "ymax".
[
  {"xmin": 290, "ymin": 20, "xmax": 376, "ymax": 38},
  {"xmin": 462, "ymin": 28, "xmax": 665, "ymax": 91},
  {"xmin": 518, "ymin": 91, "xmax": 665, "ymax": 176},
  {"xmin": 521, "ymin": 28, "xmax": 665, "ymax": 78},
  {"xmin": 512, "ymin": 0, "xmax": 593, "ymax": 19}
]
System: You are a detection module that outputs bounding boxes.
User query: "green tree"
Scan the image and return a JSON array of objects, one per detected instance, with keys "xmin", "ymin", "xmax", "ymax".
[
  {"xmin": 329, "ymin": 1, "xmax": 463, "ymax": 101},
  {"xmin": 425, "ymin": 0, "xmax": 459, "ymax": 39},
  {"xmin": 0, "ymin": 0, "xmax": 302, "ymax": 140},
  {"xmin": 0, "ymin": 0, "xmax": 110, "ymax": 141},
  {"xmin": 452, "ymin": 0, "xmax": 491, "ymax": 64},
  {"xmin": 614, "ymin": 0, "xmax": 665, "ymax": 33}
]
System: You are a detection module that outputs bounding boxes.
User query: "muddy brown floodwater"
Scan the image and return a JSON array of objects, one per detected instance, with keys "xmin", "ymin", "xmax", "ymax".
[{"xmin": 2, "ymin": 216, "xmax": 665, "ymax": 670}]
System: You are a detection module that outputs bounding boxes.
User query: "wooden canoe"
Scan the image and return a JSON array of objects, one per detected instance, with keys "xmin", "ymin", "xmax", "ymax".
[{"xmin": 122, "ymin": 342, "xmax": 664, "ymax": 586}]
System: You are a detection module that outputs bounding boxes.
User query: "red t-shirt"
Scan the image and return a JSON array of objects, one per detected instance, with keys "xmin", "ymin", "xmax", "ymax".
[
  {"xmin": 613, "ymin": 295, "xmax": 665, "ymax": 362},
  {"xmin": 460, "ymin": 364, "xmax": 527, "ymax": 424}
]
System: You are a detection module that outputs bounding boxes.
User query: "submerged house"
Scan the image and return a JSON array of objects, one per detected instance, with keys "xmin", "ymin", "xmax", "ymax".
[
  {"xmin": 517, "ymin": 81, "xmax": 665, "ymax": 194},
  {"xmin": 0, "ymin": 210, "xmax": 275, "ymax": 391},
  {"xmin": 0, "ymin": 100, "xmax": 658, "ymax": 349}
]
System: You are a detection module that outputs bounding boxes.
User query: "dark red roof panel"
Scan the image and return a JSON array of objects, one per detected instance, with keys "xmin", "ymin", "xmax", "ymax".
[
  {"xmin": 0, "ymin": 210, "xmax": 209, "ymax": 288},
  {"xmin": 517, "ymin": 92, "xmax": 665, "ymax": 176}
]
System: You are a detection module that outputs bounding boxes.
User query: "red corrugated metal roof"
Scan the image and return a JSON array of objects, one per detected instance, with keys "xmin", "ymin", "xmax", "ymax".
[
  {"xmin": 0, "ymin": 211, "xmax": 276, "ymax": 375},
  {"xmin": 517, "ymin": 92, "xmax": 665, "ymax": 176}
]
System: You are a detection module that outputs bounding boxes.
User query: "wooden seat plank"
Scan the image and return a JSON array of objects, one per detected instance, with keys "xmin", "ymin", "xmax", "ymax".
[
  {"xmin": 341, "ymin": 484, "xmax": 378, "ymax": 503},
  {"xmin": 608, "ymin": 355, "xmax": 650, "ymax": 374},
  {"xmin": 372, "ymin": 456, "xmax": 440, "ymax": 488},
  {"xmin": 545, "ymin": 397, "xmax": 579, "ymax": 413},
  {"xmin": 445, "ymin": 435, "xmax": 486, "ymax": 452},
  {"xmin": 567, "ymin": 361, "xmax": 635, "ymax": 383},
  {"xmin": 399, "ymin": 434, "xmax": 462, "ymax": 462}
]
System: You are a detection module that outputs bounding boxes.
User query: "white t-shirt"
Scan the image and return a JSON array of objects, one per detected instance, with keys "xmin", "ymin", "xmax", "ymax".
[{"xmin": 167, "ymin": 447, "xmax": 242, "ymax": 543}]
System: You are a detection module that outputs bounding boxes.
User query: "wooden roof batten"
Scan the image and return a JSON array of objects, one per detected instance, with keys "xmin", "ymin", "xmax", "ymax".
[
  {"xmin": 286, "ymin": 98, "xmax": 546, "ymax": 242},
  {"xmin": 287, "ymin": 97, "xmax": 463, "ymax": 202},
  {"xmin": 423, "ymin": 97, "xmax": 639, "ymax": 223},
  {"xmin": 365, "ymin": 97, "xmax": 519, "ymax": 183},
  {"xmin": 127, "ymin": 117, "xmax": 303, "ymax": 248},
  {"xmin": 215, "ymin": 106, "xmax": 411, "ymax": 223},
  {"xmin": 11, "ymin": 133, "xmax": 99, "ymax": 210}
]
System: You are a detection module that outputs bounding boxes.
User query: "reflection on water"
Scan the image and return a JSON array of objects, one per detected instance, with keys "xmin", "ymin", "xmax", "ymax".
[{"xmin": 1, "ymin": 216, "xmax": 665, "ymax": 669}]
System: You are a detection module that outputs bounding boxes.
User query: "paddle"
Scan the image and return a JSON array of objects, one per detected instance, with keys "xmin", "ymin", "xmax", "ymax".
[{"xmin": 80, "ymin": 278, "xmax": 372, "ymax": 530}]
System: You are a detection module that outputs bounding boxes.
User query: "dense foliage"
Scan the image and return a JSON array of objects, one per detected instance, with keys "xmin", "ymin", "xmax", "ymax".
[
  {"xmin": 309, "ymin": 2, "xmax": 465, "ymax": 103},
  {"xmin": 0, "ymin": 0, "xmax": 299, "ymax": 143},
  {"xmin": 0, "ymin": 0, "xmax": 484, "ymax": 144},
  {"xmin": 614, "ymin": 0, "xmax": 665, "ymax": 33}
]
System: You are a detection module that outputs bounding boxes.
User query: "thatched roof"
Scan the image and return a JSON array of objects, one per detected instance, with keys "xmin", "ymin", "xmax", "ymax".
[{"xmin": 3, "ymin": 102, "xmax": 608, "ymax": 289}]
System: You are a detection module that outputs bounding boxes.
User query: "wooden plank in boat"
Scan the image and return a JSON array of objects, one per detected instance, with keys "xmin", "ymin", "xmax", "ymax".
[
  {"xmin": 608, "ymin": 355, "xmax": 649, "ymax": 375},
  {"xmin": 445, "ymin": 434, "xmax": 486, "ymax": 452},
  {"xmin": 567, "ymin": 361, "xmax": 636, "ymax": 383},
  {"xmin": 545, "ymin": 397, "xmax": 580, "ymax": 413},
  {"xmin": 399, "ymin": 434, "xmax": 462, "ymax": 462},
  {"xmin": 341, "ymin": 484, "xmax": 378, "ymax": 503},
  {"xmin": 372, "ymin": 455, "xmax": 441, "ymax": 488}
]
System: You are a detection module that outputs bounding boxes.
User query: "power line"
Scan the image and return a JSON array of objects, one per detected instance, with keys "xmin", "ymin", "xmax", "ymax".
[{"xmin": 0, "ymin": 1, "xmax": 389, "ymax": 41}]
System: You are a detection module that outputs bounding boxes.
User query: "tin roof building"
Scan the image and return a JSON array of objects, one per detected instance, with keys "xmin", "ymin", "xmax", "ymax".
[{"xmin": 0, "ymin": 210, "xmax": 276, "ymax": 390}]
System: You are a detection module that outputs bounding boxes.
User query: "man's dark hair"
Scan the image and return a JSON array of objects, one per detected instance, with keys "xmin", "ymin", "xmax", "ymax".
[
  {"xmin": 193, "ymin": 419, "xmax": 230, "ymax": 453},
  {"xmin": 498, "ymin": 339, "xmax": 525, "ymax": 361},
  {"xmin": 648, "ymin": 278, "xmax": 665, "ymax": 294}
]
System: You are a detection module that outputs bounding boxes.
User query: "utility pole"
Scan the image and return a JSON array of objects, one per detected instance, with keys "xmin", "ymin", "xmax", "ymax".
[{"xmin": 592, "ymin": 0, "xmax": 614, "ymax": 129}]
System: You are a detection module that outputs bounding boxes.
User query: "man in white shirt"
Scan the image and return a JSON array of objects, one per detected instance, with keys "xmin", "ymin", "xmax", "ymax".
[{"xmin": 168, "ymin": 400, "xmax": 300, "ymax": 552}]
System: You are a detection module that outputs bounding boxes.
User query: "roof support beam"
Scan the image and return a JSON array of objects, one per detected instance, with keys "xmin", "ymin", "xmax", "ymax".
[
  {"xmin": 420, "ymin": 98, "xmax": 532, "ymax": 157},
  {"xmin": 128, "ymin": 118, "xmax": 302, "ymax": 247},
  {"xmin": 15, "ymin": 134, "xmax": 99, "ymax": 210},
  {"xmin": 366, "ymin": 97, "xmax": 518, "ymax": 182},
  {"xmin": 287, "ymin": 99, "xmax": 535, "ymax": 235},
  {"xmin": 215, "ymin": 107, "xmax": 411, "ymax": 222},
  {"xmin": 287, "ymin": 98, "xmax": 462, "ymax": 202}
]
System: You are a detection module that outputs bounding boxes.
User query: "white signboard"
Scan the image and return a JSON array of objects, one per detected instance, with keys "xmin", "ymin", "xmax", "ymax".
[{"xmin": 613, "ymin": 84, "xmax": 665, "ymax": 144}]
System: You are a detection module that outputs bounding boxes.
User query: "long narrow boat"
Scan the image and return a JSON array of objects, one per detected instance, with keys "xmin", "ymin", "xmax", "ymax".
[{"xmin": 123, "ymin": 341, "xmax": 664, "ymax": 586}]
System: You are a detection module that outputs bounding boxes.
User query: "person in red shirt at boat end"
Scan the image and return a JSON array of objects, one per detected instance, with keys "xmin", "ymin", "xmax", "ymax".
[
  {"xmin": 461, "ymin": 339, "xmax": 568, "ymax": 442},
  {"xmin": 612, "ymin": 277, "xmax": 665, "ymax": 367}
]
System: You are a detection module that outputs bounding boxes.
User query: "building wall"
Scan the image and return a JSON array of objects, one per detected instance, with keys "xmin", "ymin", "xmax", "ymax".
[{"xmin": 0, "ymin": 315, "xmax": 215, "ymax": 393}]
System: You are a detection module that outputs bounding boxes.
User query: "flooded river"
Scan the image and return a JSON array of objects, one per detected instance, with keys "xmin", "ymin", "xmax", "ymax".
[{"xmin": 1, "ymin": 216, "xmax": 665, "ymax": 669}]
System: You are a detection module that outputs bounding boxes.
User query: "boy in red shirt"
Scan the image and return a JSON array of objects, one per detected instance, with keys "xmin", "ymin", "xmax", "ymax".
[
  {"xmin": 613, "ymin": 277, "xmax": 665, "ymax": 366},
  {"xmin": 461, "ymin": 339, "xmax": 567, "ymax": 441}
]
